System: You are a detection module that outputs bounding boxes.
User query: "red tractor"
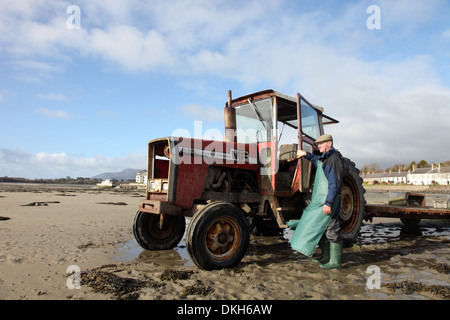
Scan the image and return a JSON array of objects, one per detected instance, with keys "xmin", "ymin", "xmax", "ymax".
[{"xmin": 133, "ymin": 89, "xmax": 365, "ymax": 270}]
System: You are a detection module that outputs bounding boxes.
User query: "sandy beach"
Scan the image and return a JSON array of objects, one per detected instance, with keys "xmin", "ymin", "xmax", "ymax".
[{"xmin": 0, "ymin": 183, "xmax": 448, "ymax": 300}]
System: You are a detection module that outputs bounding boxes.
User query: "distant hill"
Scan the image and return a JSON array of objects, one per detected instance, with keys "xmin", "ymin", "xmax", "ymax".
[{"xmin": 92, "ymin": 168, "xmax": 144, "ymax": 181}]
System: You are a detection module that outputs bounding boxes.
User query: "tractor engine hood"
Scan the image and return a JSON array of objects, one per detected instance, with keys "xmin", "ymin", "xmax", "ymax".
[{"xmin": 144, "ymin": 137, "xmax": 258, "ymax": 210}]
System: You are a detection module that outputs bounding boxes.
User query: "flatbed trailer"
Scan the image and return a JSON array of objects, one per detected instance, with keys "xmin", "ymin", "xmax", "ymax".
[
  {"xmin": 364, "ymin": 192, "xmax": 450, "ymax": 224},
  {"xmin": 365, "ymin": 204, "xmax": 450, "ymax": 220}
]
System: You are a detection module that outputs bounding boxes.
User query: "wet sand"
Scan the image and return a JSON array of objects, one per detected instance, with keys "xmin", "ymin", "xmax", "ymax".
[{"xmin": 0, "ymin": 183, "xmax": 448, "ymax": 300}]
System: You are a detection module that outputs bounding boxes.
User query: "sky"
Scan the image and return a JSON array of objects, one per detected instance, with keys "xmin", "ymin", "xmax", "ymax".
[{"xmin": 0, "ymin": 0, "xmax": 449, "ymax": 179}]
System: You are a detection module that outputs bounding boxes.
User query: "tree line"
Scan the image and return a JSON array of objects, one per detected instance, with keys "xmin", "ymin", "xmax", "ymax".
[
  {"xmin": 0, "ymin": 176, "xmax": 103, "ymax": 185},
  {"xmin": 361, "ymin": 160, "xmax": 450, "ymax": 174}
]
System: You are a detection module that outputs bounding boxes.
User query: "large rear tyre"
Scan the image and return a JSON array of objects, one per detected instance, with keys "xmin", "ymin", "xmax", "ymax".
[
  {"xmin": 133, "ymin": 211, "xmax": 185, "ymax": 250},
  {"xmin": 339, "ymin": 157, "xmax": 366, "ymax": 242},
  {"xmin": 186, "ymin": 202, "xmax": 250, "ymax": 270}
]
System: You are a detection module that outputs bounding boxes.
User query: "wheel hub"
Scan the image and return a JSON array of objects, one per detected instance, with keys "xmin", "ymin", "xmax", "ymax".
[
  {"xmin": 340, "ymin": 186, "xmax": 354, "ymax": 221},
  {"xmin": 206, "ymin": 219, "xmax": 237, "ymax": 257},
  {"xmin": 148, "ymin": 214, "xmax": 175, "ymax": 240},
  {"xmin": 217, "ymin": 231, "xmax": 231, "ymax": 245}
]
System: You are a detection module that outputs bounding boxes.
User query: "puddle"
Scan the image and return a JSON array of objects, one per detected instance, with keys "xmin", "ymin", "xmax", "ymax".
[
  {"xmin": 114, "ymin": 236, "xmax": 194, "ymax": 267},
  {"xmin": 357, "ymin": 220, "xmax": 450, "ymax": 246}
]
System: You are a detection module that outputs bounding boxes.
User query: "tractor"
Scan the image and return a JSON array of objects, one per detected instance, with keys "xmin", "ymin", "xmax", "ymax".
[{"xmin": 133, "ymin": 89, "xmax": 365, "ymax": 270}]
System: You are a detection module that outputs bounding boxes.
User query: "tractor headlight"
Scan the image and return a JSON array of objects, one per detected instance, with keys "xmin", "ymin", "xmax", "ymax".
[
  {"xmin": 148, "ymin": 179, "xmax": 168, "ymax": 193},
  {"xmin": 149, "ymin": 180, "xmax": 159, "ymax": 192}
]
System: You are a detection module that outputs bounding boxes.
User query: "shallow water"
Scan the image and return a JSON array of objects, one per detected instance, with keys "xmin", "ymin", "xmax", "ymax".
[
  {"xmin": 357, "ymin": 220, "xmax": 450, "ymax": 245},
  {"xmin": 114, "ymin": 232, "xmax": 194, "ymax": 267}
]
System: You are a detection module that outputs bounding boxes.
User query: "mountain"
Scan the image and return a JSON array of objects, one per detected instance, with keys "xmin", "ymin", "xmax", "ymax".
[{"xmin": 92, "ymin": 168, "xmax": 144, "ymax": 181}]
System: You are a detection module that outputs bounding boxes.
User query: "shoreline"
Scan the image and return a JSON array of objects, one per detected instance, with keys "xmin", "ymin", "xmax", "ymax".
[{"xmin": 363, "ymin": 184, "xmax": 450, "ymax": 194}]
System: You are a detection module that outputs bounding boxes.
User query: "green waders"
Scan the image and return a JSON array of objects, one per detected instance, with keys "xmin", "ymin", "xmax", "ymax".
[
  {"xmin": 288, "ymin": 161, "xmax": 342, "ymax": 269},
  {"xmin": 312, "ymin": 237, "xmax": 330, "ymax": 264},
  {"xmin": 318, "ymin": 240, "xmax": 343, "ymax": 269}
]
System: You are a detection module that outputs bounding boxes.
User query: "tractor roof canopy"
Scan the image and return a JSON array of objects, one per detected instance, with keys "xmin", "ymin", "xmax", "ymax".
[{"xmin": 230, "ymin": 89, "xmax": 338, "ymax": 143}]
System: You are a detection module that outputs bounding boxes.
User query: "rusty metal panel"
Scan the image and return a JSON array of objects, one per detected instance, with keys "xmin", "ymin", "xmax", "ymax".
[
  {"xmin": 176, "ymin": 161, "xmax": 210, "ymax": 209},
  {"xmin": 406, "ymin": 193, "xmax": 425, "ymax": 207},
  {"xmin": 139, "ymin": 200, "xmax": 182, "ymax": 215},
  {"xmin": 201, "ymin": 191, "xmax": 260, "ymax": 203},
  {"xmin": 365, "ymin": 204, "xmax": 450, "ymax": 220}
]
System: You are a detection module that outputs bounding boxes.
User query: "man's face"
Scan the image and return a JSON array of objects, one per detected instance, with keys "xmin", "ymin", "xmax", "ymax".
[{"xmin": 317, "ymin": 141, "xmax": 332, "ymax": 154}]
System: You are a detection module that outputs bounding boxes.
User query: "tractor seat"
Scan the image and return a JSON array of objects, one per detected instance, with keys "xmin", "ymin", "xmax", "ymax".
[{"xmin": 279, "ymin": 144, "xmax": 298, "ymax": 161}]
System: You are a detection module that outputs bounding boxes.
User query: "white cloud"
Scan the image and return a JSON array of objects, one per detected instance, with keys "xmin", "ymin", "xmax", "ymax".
[
  {"xmin": 323, "ymin": 73, "xmax": 450, "ymax": 168},
  {"xmin": 0, "ymin": 0, "xmax": 271, "ymax": 76},
  {"xmin": 8, "ymin": 59, "xmax": 63, "ymax": 83},
  {"xmin": 0, "ymin": 0, "xmax": 446, "ymax": 78},
  {"xmin": 10, "ymin": 59, "xmax": 57, "ymax": 72},
  {"xmin": 36, "ymin": 107, "xmax": 72, "ymax": 119},
  {"xmin": 0, "ymin": 88, "xmax": 15, "ymax": 102},
  {"xmin": 377, "ymin": 0, "xmax": 441, "ymax": 30},
  {"xmin": 443, "ymin": 29, "xmax": 450, "ymax": 40},
  {"xmin": 0, "ymin": 147, "xmax": 146, "ymax": 179},
  {"xmin": 87, "ymin": 25, "xmax": 173, "ymax": 73},
  {"xmin": 180, "ymin": 103, "xmax": 223, "ymax": 122},
  {"xmin": 97, "ymin": 109, "xmax": 118, "ymax": 117},
  {"xmin": 36, "ymin": 92, "xmax": 67, "ymax": 100}
]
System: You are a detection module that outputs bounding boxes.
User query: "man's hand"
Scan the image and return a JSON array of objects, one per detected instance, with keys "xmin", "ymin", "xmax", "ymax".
[
  {"xmin": 323, "ymin": 205, "xmax": 332, "ymax": 215},
  {"xmin": 296, "ymin": 150, "xmax": 307, "ymax": 158}
]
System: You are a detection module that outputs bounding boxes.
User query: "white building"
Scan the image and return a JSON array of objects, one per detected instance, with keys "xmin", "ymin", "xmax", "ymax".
[
  {"xmin": 408, "ymin": 168, "xmax": 432, "ymax": 185},
  {"xmin": 362, "ymin": 163, "xmax": 450, "ymax": 186},
  {"xmin": 409, "ymin": 164, "xmax": 450, "ymax": 185},
  {"xmin": 135, "ymin": 170, "xmax": 147, "ymax": 184},
  {"xmin": 362, "ymin": 171, "xmax": 408, "ymax": 185}
]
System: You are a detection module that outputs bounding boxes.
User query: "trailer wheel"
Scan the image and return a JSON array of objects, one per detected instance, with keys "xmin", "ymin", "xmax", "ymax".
[
  {"xmin": 400, "ymin": 217, "xmax": 421, "ymax": 227},
  {"xmin": 339, "ymin": 157, "xmax": 366, "ymax": 242},
  {"xmin": 186, "ymin": 202, "xmax": 250, "ymax": 270},
  {"xmin": 133, "ymin": 211, "xmax": 185, "ymax": 250}
]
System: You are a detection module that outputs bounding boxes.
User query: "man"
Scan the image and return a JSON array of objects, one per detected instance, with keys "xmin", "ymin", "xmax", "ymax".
[{"xmin": 290, "ymin": 134, "xmax": 343, "ymax": 269}]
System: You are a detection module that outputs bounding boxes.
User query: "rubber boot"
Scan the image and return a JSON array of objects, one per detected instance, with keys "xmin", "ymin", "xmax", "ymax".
[
  {"xmin": 312, "ymin": 238, "xmax": 330, "ymax": 264},
  {"xmin": 319, "ymin": 241, "xmax": 343, "ymax": 270}
]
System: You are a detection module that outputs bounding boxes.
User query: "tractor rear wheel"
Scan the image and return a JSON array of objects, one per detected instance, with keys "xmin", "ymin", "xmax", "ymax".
[
  {"xmin": 339, "ymin": 157, "xmax": 366, "ymax": 243},
  {"xmin": 186, "ymin": 202, "xmax": 250, "ymax": 270},
  {"xmin": 133, "ymin": 211, "xmax": 186, "ymax": 250}
]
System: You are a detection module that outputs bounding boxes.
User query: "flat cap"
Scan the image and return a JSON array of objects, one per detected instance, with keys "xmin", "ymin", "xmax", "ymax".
[{"xmin": 315, "ymin": 134, "xmax": 333, "ymax": 144}]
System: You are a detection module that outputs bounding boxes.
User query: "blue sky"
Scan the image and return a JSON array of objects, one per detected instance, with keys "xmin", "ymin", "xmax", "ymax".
[{"xmin": 0, "ymin": 0, "xmax": 449, "ymax": 178}]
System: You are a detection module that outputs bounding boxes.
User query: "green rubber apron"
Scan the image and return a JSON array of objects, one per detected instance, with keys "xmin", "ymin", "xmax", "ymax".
[{"xmin": 288, "ymin": 161, "xmax": 340, "ymax": 257}]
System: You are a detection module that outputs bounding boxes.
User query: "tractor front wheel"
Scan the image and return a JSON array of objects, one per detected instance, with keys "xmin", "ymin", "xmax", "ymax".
[
  {"xmin": 186, "ymin": 202, "xmax": 250, "ymax": 270},
  {"xmin": 133, "ymin": 211, "xmax": 186, "ymax": 250}
]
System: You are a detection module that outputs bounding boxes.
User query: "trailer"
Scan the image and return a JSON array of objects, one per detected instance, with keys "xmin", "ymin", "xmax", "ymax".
[{"xmin": 364, "ymin": 192, "xmax": 450, "ymax": 226}]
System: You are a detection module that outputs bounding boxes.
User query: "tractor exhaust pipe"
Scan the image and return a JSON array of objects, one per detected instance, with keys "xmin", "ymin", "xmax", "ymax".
[{"xmin": 224, "ymin": 90, "xmax": 237, "ymax": 143}]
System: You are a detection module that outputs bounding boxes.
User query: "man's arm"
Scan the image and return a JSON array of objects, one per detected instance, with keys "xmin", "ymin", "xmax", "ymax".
[
  {"xmin": 296, "ymin": 149, "xmax": 319, "ymax": 167},
  {"xmin": 296, "ymin": 150, "xmax": 307, "ymax": 158}
]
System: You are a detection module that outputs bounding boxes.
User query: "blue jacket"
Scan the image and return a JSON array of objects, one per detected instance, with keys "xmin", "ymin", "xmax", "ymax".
[{"xmin": 304, "ymin": 147, "xmax": 343, "ymax": 208}]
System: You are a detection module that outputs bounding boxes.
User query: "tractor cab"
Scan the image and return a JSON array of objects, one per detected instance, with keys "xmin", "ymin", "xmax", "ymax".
[{"xmin": 229, "ymin": 90, "xmax": 338, "ymax": 196}]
